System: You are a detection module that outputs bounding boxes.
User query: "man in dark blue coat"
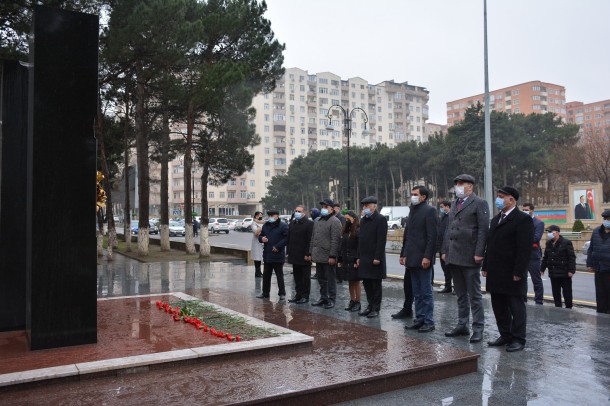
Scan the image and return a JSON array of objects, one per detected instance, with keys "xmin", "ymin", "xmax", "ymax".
[
  {"xmin": 522, "ymin": 203, "xmax": 545, "ymax": 304},
  {"xmin": 402, "ymin": 186, "xmax": 438, "ymax": 333},
  {"xmin": 256, "ymin": 209, "xmax": 289, "ymax": 301},
  {"xmin": 483, "ymin": 186, "xmax": 533, "ymax": 352},
  {"xmin": 587, "ymin": 208, "xmax": 610, "ymax": 313},
  {"xmin": 286, "ymin": 205, "xmax": 314, "ymax": 304},
  {"xmin": 356, "ymin": 196, "xmax": 388, "ymax": 318}
]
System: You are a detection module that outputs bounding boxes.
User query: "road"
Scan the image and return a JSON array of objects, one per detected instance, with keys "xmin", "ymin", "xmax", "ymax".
[{"xmin": 116, "ymin": 226, "xmax": 597, "ymax": 307}]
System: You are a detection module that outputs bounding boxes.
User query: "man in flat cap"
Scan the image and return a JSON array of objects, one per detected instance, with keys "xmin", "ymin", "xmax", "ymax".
[
  {"xmin": 257, "ymin": 209, "xmax": 289, "ymax": 301},
  {"xmin": 356, "ymin": 196, "xmax": 388, "ymax": 318},
  {"xmin": 587, "ymin": 208, "xmax": 610, "ymax": 313},
  {"xmin": 483, "ymin": 186, "xmax": 533, "ymax": 352},
  {"xmin": 442, "ymin": 174, "xmax": 490, "ymax": 343},
  {"xmin": 307, "ymin": 198, "xmax": 342, "ymax": 309},
  {"xmin": 540, "ymin": 225, "xmax": 576, "ymax": 308}
]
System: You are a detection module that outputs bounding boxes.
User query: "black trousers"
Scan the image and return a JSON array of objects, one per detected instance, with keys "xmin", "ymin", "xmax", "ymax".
[
  {"xmin": 292, "ymin": 264, "xmax": 311, "ymax": 299},
  {"xmin": 402, "ymin": 268, "xmax": 414, "ymax": 311},
  {"xmin": 254, "ymin": 260, "xmax": 262, "ymax": 276},
  {"xmin": 595, "ymin": 272, "xmax": 610, "ymax": 313},
  {"xmin": 262, "ymin": 262, "xmax": 285, "ymax": 297},
  {"xmin": 316, "ymin": 263, "xmax": 336, "ymax": 302},
  {"xmin": 362, "ymin": 278, "xmax": 382, "ymax": 311},
  {"xmin": 491, "ymin": 293, "xmax": 526, "ymax": 344},
  {"xmin": 550, "ymin": 276, "xmax": 572, "ymax": 308},
  {"xmin": 440, "ymin": 258, "xmax": 452, "ymax": 289}
]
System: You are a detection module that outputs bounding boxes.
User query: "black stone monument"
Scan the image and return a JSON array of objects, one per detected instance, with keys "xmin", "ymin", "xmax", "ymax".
[
  {"xmin": 26, "ymin": 6, "xmax": 99, "ymax": 349},
  {"xmin": 0, "ymin": 61, "xmax": 29, "ymax": 332}
]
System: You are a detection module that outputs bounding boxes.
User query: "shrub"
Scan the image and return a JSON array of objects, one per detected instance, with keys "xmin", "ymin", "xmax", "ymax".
[{"xmin": 572, "ymin": 220, "xmax": 585, "ymax": 232}]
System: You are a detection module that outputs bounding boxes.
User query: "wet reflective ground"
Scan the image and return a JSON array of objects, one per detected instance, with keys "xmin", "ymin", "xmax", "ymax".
[
  {"xmin": 95, "ymin": 255, "xmax": 610, "ymax": 405},
  {"xmin": 2, "ymin": 255, "xmax": 607, "ymax": 405}
]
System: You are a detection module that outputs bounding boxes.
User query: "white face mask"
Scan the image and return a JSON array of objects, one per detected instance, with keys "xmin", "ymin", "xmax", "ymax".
[
  {"xmin": 455, "ymin": 185, "xmax": 466, "ymax": 199},
  {"xmin": 410, "ymin": 196, "xmax": 421, "ymax": 205},
  {"xmin": 547, "ymin": 232, "xmax": 555, "ymax": 239}
]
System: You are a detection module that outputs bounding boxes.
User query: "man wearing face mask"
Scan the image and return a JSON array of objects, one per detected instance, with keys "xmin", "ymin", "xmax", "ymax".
[
  {"xmin": 522, "ymin": 203, "xmax": 545, "ymax": 304},
  {"xmin": 442, "ymin": 174, "xmax": 490, "ymax": 343},
  {"xmin": 256, "ymin": 209, "xmax": 289, "ymax": 301},
  {"xmin": 286, "ymin": 205, "xmax": 314, "ymax": 304},
  {"xmin": 356, "ymin": 196, "xmax": 388, "ymax": 318},
  {"xmin": 586, "ymin": 208, "xmax": 610, "ymax": 313},
  {"xmin": 483, "ymin": 186, "xmax": 533, "ymax": 352},
  {"xmin": 540, "ymin": 225, "xmax": 575, "ymax": 308},
  {"xmin": 306, "ymin": 199, "xmax": 342, "ymax": 309},
  {"xmin": 401, "ymin": 186, "xmax": 438, "ymax": 332}
]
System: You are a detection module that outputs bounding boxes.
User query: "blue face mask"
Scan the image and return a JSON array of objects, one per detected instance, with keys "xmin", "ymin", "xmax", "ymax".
[
  {"xmin": 495, "ymin": 197, "xmax": 505, "ymax": 210},
  {"xmin": 268, "ymin": 217, "xmax": 276, "ymax": 223},
  {"xmin": 294, "ymin": 212, "xmax": 302, "ymax": 220},
  {"xmin": 364, "ymin": 208, "xmax": 372, "ymax": 217},
  {"xmin": 604, "ymin": 220, "xmax": 610, "ymax": 229},
  {"xmin": 320, "ymin": 208, "xmax": 329, "ymax": 216},
  {"xmin": 439, "ymin": 208, "xmax": 447, "ymax": 215}
]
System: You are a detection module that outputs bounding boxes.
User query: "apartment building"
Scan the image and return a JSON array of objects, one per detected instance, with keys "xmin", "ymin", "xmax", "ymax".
[
  {"xmin": 423, "ymin": 122, "xmax": 447, "ymax": 139},
  {"xmin": 446, "ymin": 80, "xmax": 567, "ymax": 127},
  {"xmin": 161, "ymin": 68, "xmax": 429, "ymax": 217},
  {"xmin": 566, "ymin": 99, "xmax": 610, "ymax": 136}
]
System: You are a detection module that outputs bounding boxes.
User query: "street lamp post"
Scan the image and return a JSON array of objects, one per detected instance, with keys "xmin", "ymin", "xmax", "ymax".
[{"xmin": 327, "ymin": 105, "xmax": 368, "ymax": 210}]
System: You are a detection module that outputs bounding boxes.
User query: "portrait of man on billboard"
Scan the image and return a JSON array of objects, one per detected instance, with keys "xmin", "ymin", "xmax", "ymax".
[{"xmin": 574, "ymin": 189, "xmax": 595, "ymax": 220}]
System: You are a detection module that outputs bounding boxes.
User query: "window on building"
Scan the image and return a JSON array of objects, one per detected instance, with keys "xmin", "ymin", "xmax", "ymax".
[
  {"xmin": 228, "ymin": 192, "xmax": 235, "ymax": 199},
  {"xmin": 208, "ymin": 191, "xmax": 214, "ymax": 198},
  {"xmin": 512, "ymin": 89, "xmax": 520, "ymax": 95}
]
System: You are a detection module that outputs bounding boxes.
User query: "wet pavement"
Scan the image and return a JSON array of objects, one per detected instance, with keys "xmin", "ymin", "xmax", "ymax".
[{"xmin": 1, "ymin": 254, "xmax": 609, "ymax": 405}]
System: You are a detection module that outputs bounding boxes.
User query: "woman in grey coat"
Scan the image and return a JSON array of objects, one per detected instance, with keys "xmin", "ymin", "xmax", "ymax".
[{"xmin": 251, "ymin": 211, "xmax": 264, "ymax": 277}]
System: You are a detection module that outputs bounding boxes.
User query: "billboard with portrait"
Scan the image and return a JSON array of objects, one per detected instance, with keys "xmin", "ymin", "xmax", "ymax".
[{"xmin": 573, "ymin": 189, "xmax": 595, "ymax": 220}]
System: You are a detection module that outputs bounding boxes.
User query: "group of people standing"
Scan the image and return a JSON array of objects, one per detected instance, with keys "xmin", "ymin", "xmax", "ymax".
[{"xmin": 250, "ymin": 172, "xmax": 610, "ymax": 353}]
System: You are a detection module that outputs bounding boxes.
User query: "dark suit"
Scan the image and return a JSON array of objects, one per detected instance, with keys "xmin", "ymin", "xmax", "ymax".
[
  {"xmin": 357, "ymin": 210, "xmax": 388, "ymax": 311},
  {"xmin": 483, "ymin": 208, "xmax": 533, "ymax": 345},
  {"xmin": 526, "ymin": 216, "xmax": 545, "ymax": 303},
  {"xmin": 574, "ymin": 202, "xmax": 592, "ymax": 220}
]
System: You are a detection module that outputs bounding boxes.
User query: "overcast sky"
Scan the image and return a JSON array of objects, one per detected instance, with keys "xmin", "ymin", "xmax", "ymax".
[{"xmin": 263, "ymin": 0, "xmax": 610, "ymax": 124}]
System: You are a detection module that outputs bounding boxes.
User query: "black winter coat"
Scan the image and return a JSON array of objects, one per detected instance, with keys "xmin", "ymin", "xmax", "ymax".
[
  {"xmin": 483, "ymin": 208, "xmax": 533, "ymax": 296},
  {"xmin": 286, "ymin": 216, "xmax": 313, "ymax": 265},
  {"xmin": 540, "ymin": 236, "xmax": 576, "ymax": 278},
  {"xmin": 258, "ymin": 221, "xmax": 288, "ymax": 263},
  {"xmin": 587, "ymin": 226, "xmax": 610, "ymax": 273},
  {"xmin": 356, "ymin": 211, "xmax": 388, "ymax": 279}
]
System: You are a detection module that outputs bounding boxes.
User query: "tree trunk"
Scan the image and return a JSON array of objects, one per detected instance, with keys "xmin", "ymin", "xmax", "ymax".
[
  {"xmin": 199, "ymin": 167, "xmax": 211, "ymax": 258},
  {"xmin": 96, "ymin": 96, "xmax": 114, "ymax": 261},
  {"xmin": 389, "ymin": 167, "xmax": 396, "ymax": 206},
  {"xmin": 160, "ymin": 110, "xmax": 171, "ymax": 251},
  {"xmin": 135, "ymin": 69, "xmax": 150, "ymax": 256},
  {"xmin": 123, "ymin": 96, "xmax": 132, "ymax": 252},
  {"xmin": 184, "ymin": 99, "xmax": 195, "ymax": 254}
]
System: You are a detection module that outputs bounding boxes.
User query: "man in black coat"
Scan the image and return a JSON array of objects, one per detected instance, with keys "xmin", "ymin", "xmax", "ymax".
[
  {"xmin": 356, "ymin": 196, "xmax": 388, "ymax": 318},
  {"xmin": 286, "ymin": 205, "xmax": 314, "ymax": 304},
  {"xmin": 256, "ymin": 209, "xmax": 289, "ymax": 301},
  {"xmin": 483, "ymin": 186, "xmax": 533, "ymax": 352},
  {"xmin": 401, "ymin": 186, "xmax": 438, "ymax": 333}
]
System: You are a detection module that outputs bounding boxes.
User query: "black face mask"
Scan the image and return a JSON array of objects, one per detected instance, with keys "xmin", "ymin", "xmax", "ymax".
[
  {"xmin": 345, "ymin": 220, "xmax": 352, "ymax": 226},
  {"xmin": 257, "ymin": 217, "xmax": 263, "ymax": 220}
]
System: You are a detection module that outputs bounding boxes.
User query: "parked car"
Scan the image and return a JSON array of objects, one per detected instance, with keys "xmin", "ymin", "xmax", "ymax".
[
  {"xmin": 131, "ymin": 220, "xmax": 159, "ymax": 235},
  {"xmin": 235, "ymin": 217, "xmax": 253, "ymax": 231},
  {"xmin": 387, "ymin": 217, "xmax": 403, "ymax": 230},
  {"xmin": 168, "ymin": 221, "xmax": 185, "ymax": 237},
  {"xmin": 582, "ymin": 240, "xmax": 590, "ymax": 256},
  {"xmin": 227, "ymin": 219, "xmax": 237, "ymax": 230},
  {"xmin": 208, "ymin": 217, "xmax": 230, "ymax": 234}
]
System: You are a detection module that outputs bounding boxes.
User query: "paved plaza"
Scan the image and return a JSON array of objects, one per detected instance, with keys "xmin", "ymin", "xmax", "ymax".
[{"xmin": 1, "ymin": 254, "xmax": 609, "ymax": 405}]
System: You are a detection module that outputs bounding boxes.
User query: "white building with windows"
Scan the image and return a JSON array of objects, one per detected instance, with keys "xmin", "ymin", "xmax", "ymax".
[{"xmin": 161, "ymin": 68, "xmax": 429, "ymax": 217}]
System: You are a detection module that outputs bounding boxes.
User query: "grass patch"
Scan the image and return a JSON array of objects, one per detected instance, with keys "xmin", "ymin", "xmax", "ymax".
[{"xmin": 102, "ymin": 235, "xmax": 204, "ymax": 263}]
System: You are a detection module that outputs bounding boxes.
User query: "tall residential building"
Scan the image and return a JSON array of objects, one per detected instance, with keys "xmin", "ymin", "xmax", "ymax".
[
  {"xmin": 566, "ymin": 99, "xmax": 610, "ymax": 136},
  {"xmin": 424, "ymin": 122, "xmax": 447, "ymax": 139},
  {"xmin": 161, "ymin": 67, "xmax": 429, "ymax": 217},
  {"xmin": 446, "ymin": 80, "xmax": 567, "ymax": 127}
]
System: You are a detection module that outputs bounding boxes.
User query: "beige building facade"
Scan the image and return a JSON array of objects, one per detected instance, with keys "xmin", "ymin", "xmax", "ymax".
[{"xmin": 566, "ymin": 99, "xmax": 610, "ymax": 136}]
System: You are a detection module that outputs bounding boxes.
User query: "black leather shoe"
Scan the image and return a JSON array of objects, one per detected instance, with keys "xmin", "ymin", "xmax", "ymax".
[
  {"xmin": 358, "ymin": 307, "xmax": 372, "ymax": 316},
  {"xmin": 288, "ymin": 297, "xmax": 300, "ymax": 303},
  {"xmin": 323, "ymin": 301, "xmax": 335, "ymax": 309},
  {"xmin": 487, "ymin": 336, "xmax": 512, "ymax": 346},
  {"xmin": 366, "ymin": 310, "xmax": 379, "ymax": 318},
  {"xmin": 405, "ymin": 322, "xmax": 424, "ymax": 330},
  {"xmin": 345, "ymin": 300, "xmax": 355, "ymax": 311},
  {"xmin": 391, "ymin": 308, "xmax": 413, "ymax": 319},
  {"xmin": 506, "ymin": 341, "xmax": 525, "ymax": 352},
  {"xmin": 418, "ymin": 324, "xmax": 435, "ymax": 333},
  {"xmin": 278, "ymin": 295, "xmax": 286, "ymax": 301},
  {"xmin": 311, "ymin": 299, "xmax": 326, "ymax": 306},
  {"xmin": 256, "ymin": 294, "xmax": 269, "ymax": 299},
  {"xmin": 296, "ymin": 297, "xmax": 309, "ymax": 304},
  {"xmin": 438, "ymin": 287, "xmax": 452, "ymax": 293},
  {"xmin": 350, "ymin": 302, "xmax": 361, "ymax": 312},
  {"xmin": 469, "ymin": 331, "xmax": 483, "ymax": 343},
  {"xmin": 444, "ymin": 327, "xmax": 470, "ymax": 337}
]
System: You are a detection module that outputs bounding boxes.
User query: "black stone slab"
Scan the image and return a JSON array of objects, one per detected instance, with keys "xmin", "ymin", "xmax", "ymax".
[
  {"xmin": 26, "ymin": 6, "xmax": 99, "ymax": 349},
  {"xmin": 0, "ymin": 60, "xmax": 29, "ymax": 332}
]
